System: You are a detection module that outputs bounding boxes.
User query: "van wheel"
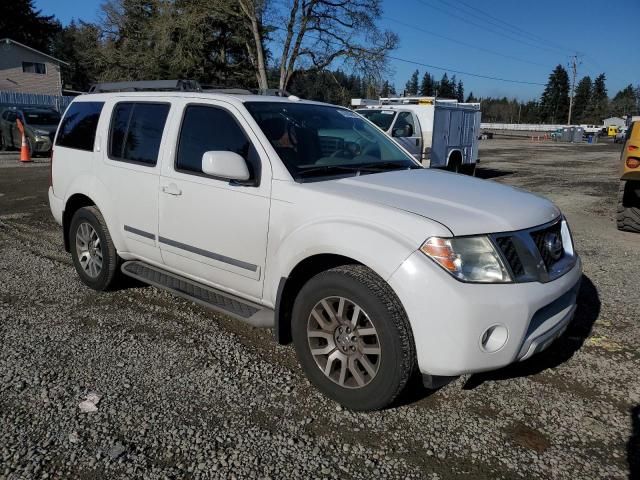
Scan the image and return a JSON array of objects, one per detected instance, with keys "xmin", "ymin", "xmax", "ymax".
[
  {"xmin": 617, "ymin": 180, "xmax": 640, "ymax": 233},
  {"xmin": 69, "ymin": 206, "xmax": 119, "ymax": 290},
  {"xmin": 460, "ymin": 164, "xmax": 476, "ymax": 176},
  {"xmin": 291, "ymin": 265, "xmax": 416, "ymax": 411}
]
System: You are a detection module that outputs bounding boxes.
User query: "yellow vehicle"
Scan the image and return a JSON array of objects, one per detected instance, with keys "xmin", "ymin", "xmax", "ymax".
[
  {"xmin": 617, "ymin": 121, "xmax": 640, "ymax": 232},
  {"xmin": 608, "ymin": 125, "xmax": 620, "ymax": 137}
]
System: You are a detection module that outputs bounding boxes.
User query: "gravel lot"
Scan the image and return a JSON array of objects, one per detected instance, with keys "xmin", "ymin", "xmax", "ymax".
[{"xmin": 0, "ymin": 139, "xmax": 638, "ymax": 479}]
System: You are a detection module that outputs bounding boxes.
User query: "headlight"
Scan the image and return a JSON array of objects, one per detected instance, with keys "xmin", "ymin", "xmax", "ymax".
[{"xmin": 420, "ymin": 236, "xmax": 512, "ymax": 283}]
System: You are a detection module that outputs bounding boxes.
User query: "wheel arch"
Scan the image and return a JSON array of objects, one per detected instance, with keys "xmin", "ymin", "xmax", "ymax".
[
  {"xmin": 63, "ymin": 193, "xmax": 96, "ymax": 252},
  {"xmin": 274, "ymin": 253, "xmax": 363, "ymax": 344},
  {"xmin": 447, "ymin": 149, "xmax": 463, "ymax": 169}
]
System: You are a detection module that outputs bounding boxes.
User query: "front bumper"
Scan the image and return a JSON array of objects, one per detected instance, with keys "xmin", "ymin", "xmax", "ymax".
[{"xmin": 388, "ymin": 251, "xmax": 582, "ymax": 376}]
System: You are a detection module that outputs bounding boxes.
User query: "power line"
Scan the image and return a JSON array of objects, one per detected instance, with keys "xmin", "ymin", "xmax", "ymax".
[
  {"xmin": 270, "ymin": 25, "xmax": 547, "ymax": 86},
  {"xmin": 383, "ymin": 15, "xmax": 551, "ymax": 68},
  {"xmin": 442, "ymin": 0, "xmax": 575, "ymax": 54},
  {"xmin": 414, "ymin": 0, "xmax": 569, "ymax": 55}
]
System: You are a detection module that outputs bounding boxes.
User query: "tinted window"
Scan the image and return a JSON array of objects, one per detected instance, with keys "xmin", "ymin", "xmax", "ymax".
[
  {"xmin": 176, "ymin": 105, "xmax": 258, "ymax": 180},
  {"xmin": 56, "ymin": 102, "xmax": 104, "ymax": 151},
  {"xmin": 109, "ymin": 102, "xmax": 169, "ymax": 165}
]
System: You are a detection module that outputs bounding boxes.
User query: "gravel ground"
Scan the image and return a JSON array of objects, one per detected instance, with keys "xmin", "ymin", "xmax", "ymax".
[{"xmin": 0, "ymin": 139, "xmax": 638, "ymax": 479}]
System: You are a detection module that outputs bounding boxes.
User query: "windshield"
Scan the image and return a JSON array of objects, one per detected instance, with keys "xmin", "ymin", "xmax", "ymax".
[
  {"xmin": 355, "ymin": 109, "xmax": 397, "ymax": 131},
  {"xmin": 245, "ymin": 102, "xmax": 418, "ymax": 181},
  {"xmin": 22, "ymin": 110, "xmax": 61, "ymax": 125}
]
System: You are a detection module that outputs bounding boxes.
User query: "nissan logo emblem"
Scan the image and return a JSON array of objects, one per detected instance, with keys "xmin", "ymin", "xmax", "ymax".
[{"xmin": 544, "ymin": 232, "xmax": 563, "ymax": 261}]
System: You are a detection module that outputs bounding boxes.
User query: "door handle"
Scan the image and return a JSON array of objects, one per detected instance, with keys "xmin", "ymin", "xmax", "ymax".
[{"xmin": 161, "ymin": 183, "xmax": 182, "ymax": 196}]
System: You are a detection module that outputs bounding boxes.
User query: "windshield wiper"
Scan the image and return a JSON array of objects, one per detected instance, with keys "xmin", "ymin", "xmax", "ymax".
[
  {"xmin": 296, "ymin": 164, "xmax": 362, "ymax": 180},
  {"xmin": 355, "ymin": 161, "xmax": 420, "ymax": 172}
]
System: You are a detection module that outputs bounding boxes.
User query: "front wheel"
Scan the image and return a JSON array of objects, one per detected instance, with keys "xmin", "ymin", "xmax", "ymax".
[{"xmin": 292, "ymin": 265, "xmax": 416, "ymax": 411}]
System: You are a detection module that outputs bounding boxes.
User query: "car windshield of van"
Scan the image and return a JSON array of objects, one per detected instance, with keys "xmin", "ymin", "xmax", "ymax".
[
  {"xmin": 244, "ymin": 102, "xmax": 418, "ymax": 182},
  {"xmin": 355, "ymin": 109, "xmax": 397, "ymax": 131},
  {"xmin": 23, "ymin": 110, "xmax": 61, "ymax": 125}
]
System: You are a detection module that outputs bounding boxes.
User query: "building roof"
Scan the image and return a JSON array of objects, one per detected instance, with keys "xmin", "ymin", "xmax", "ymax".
[{"xmin": 0, "ymin": 38, "xmax": 69, "ymax": 66}]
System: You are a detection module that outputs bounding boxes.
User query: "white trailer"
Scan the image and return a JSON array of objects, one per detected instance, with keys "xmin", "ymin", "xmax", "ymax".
[{"xmin": 352, "ymin": 96, "xmax": 481, "ymax": 175}]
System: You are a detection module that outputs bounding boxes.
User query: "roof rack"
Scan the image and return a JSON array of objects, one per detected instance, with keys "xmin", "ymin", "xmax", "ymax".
[{"xmin": 88, "ymin": 79, "xmax": 202, "ymax": 93}]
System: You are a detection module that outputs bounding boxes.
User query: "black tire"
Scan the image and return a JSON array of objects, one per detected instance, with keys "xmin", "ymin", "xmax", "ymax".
[
  {"xmin": 291, "ymin": 265, "xmax": 416, "ymax": 411},
  {"xmin": 69, "ymin": 206, "xmax": 120, "ymax": 290},
  {"xmin": 460, "ymin": 163, "xmax": 476, "ymax": 177},
  {"xmin": 447, "ymin": 159, "xmax": 461, "ymax": 174},
  {"xmin": 617, "ymin": 180, "xmax": 640, "ymax": 233}
]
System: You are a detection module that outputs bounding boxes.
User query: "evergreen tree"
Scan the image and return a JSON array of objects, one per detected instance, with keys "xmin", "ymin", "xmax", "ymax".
[
  {"xmin": 539, "ymin": 64, "xmax": 570, "ymax": 123},
  {"xmin": 583, "ymin": 73, "xmax": 608, "ymax": 124},
  {"xmin": 456, "ymin": 79, "xmax": 464, "ymax": 102},
  {"xmin": 610, "ymin": 84, "xmax": 638, "ymax": 117},
  {"xmin": 405, "ymin": 69, "xmax": 419, "ymax": 95},
  {"xmin": 465, "ymin": 91, "xmax": 477, "ymax": 102},
  {"xmin": 419, "ymin": 71, "xmax": 434, "ymax": 96},
  {"xmin": 381, "ymin": 80, "xmax": 392, "ymax": 97},
  {"xmin": 437, "ymin": 73, "xmax": 455, "ymax": 98},
  {"xmin": 572, "ymin": 76, "xmax": 592, "ymax": 123},
  {"xmin": 0, "ymin": 0, "xmax": 61, "ymax": 53}
]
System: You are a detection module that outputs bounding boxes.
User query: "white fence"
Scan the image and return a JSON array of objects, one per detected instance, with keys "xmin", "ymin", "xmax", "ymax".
[
  {"xmin": 480, "ymin": 123, "xmax": 565, "ymax": 132},
  {"xmin": 0, "ymin": 91, "xmax": 74, "ymax": 112}
]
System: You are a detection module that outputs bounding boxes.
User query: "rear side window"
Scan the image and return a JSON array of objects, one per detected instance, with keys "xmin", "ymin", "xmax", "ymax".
[
  {"xmin": 176, "ymin": 104, "xmax": 259, "ymax": 181},
  {"xmin": 109, "ymin": 102, "xmax": 170, "ymax": 166},
  {"xmin": 56, "ymin": 102, "xmax": 104, "ymax": 151}
]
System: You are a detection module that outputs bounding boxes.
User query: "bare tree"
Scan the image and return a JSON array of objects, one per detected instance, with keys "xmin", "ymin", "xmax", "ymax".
[{"xmin": 238, "ymin": 0, "xmax": 397, "ymax": 91}]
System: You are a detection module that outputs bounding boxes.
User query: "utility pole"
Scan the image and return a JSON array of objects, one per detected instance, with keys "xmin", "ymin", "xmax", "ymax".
[{"xmin": 567, "ymin": 54, "xmax": 581, "ymax": 125}]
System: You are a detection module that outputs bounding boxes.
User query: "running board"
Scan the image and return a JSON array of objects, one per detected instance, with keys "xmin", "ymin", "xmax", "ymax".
[{"xmin": 121, "ymin": 261, "xmax": 274, "ymax": 328}]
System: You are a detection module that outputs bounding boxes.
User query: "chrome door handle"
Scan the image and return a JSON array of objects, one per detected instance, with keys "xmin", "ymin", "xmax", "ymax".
[{"xmin": 161, "ymin": 184, "xmax": 182, "ymax": 196}]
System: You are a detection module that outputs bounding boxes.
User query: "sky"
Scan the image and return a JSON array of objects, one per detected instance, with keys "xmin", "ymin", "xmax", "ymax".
[{"xmin": 34, "ymin": 0, "xmax": 640, "ymax": 101}]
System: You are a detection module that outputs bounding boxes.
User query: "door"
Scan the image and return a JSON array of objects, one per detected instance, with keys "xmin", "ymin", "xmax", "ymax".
[
  {"xmin": 391, "ymin": 111, "xmax": 422, "ymax": 161},
  {"xmin": 448, "ymin": 109, "xmax": 463, "ymax": 146},
  {"xmin": 158, "ymin": 100, "xmax": 271, "ymax": 301},
  {"xmin": 98, "ymin": 99, "xmax": 172, "ymax": 265},
  {"xmin": 430, "ymin": 107, "xmax": 449, "ymax": 167}
]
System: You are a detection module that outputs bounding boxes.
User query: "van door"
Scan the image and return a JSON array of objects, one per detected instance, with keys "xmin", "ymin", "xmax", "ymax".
[
  {"xmin": 98, "ymin": 99, "xmax": 172, "ymax": 265},
  {"xmin": 157, "ymin": 100, "xmax": 271, "ymax": 301},
  {"xmin": 430, "ymin": 107, "xmax": 449, "ymax": 167},
  {"xmin": 391, "ymin": 111, "xmax": 422, "ymax": 161}
]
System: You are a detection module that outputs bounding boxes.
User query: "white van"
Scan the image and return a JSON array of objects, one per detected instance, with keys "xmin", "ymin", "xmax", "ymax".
[{"xmin": 49, "ymin": 82, "xmax": 581, "ymax": 410}]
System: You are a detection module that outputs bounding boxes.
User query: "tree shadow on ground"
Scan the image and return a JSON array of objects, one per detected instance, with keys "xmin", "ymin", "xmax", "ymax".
[
  {"xmin": 463, "ymin": 274, "xmax": 599, "ymax": 389},
  {"xmin": 629, "ymin": 405, "xmax": 640, "ymax": 480}
]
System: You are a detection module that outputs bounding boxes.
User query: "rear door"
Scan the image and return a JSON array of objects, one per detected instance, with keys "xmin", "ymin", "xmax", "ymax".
[
  {"xmin": 97, "ymin": 98, "xmax": 172, "ymax": 264},
  {"xmin": 157, "ymin": 99, "xmax": 271, "ymax": 301}
]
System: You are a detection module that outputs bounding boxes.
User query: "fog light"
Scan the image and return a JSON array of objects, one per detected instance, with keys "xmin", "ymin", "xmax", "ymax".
[
  {"xmin": 480, "ymin": 324, "xmax": 508, "ymax": 352},
  {"xmin": 626, "ymin": 157, "xmax": 640, "ymax": 169}
]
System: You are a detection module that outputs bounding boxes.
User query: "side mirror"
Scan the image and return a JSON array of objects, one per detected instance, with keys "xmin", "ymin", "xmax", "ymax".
[
  {"xmin": 392, "ymin": 124, "xmax": 413, "ymax": 137},
  {"xmin": 201, "ymin": 151, "xmax": 250, "ymax": 181}
]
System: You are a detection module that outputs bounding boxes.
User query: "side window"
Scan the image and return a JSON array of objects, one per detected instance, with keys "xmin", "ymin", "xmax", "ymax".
[
  {"xmin": 108, "ymin": 102, "xmax": 170, "ymax": 166},
  {"xmin": 56, "ymin": 102, "xmax": 104, "ymax": 151},
  {"xmin": 393, "ymin": 111, "xmax": 415, "ymax": 137},
  {"xmin": 176, "ymin": 105, "xmax": 260, "ymax": 182}
]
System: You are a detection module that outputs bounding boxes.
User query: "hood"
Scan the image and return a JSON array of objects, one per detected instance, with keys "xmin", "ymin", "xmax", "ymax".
[
  {"xmin": 28, "ymin": 124, "xmax": 57, "ymax": 134},
  {"xmin": 306, "ymin": 169, "xmax": 560, "ymax": 236}
]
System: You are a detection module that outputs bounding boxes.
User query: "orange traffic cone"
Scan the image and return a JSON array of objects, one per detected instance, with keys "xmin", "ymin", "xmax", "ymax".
[{"xmin": 16, "ymin": 118, "xmax": 31, "ymax": 163}]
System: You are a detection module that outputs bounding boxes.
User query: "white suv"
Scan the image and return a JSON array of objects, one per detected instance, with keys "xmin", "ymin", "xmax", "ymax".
[{"xmin": 49, "ymin": 88, "xmax": 582, "ymax": 410}]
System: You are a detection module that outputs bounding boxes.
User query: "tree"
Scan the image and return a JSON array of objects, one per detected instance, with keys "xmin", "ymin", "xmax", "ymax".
[
  {"xmin": 465, "ymin": 92, "xmax": 477, "ymax": 102},
  {"xmin": 238, "ymin": 0, "xmax": 398, "ymax": 92},
  {"xmin": 0, "ymin": 0, "xmax": 61, "ymax": 54},
  {"xmin": 437, "ymin": 73, "xmax": 455, "ymax": 98},
  {"xmin": 419, "ymin": 71, "xmax": 434, "ymax": 96},
  {"xmin": 572, "ymin": 76, "xmax": 592, "ymax": 123},
  {"xmin": 456, "ymin": 79, "xmax": 464, "ymax": 102},
  {"xmin": 51, "ymin": 21, "xmax": 104, "ymax": 91},
  {"xmin": 405, "ymin": 69, "xmax": 419, "ymax": 95},
  {"xmin": 610, "ymin": 84, "xmax": 638, "ymax": 118},
  {"xmin": 539, "ymin": 64, "xmax": 570, "ymax": 123},
  {"xmin": 583, "ymin": 73, "xmax": 608, "ymax": 124}
]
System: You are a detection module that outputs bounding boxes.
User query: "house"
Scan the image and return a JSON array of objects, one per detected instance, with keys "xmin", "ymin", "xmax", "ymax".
[
  {"xmin": 602, "ymin": 116, "xmax": 626, "ymax": 128},
  {"xmin": 0, "ymin": 38, "xmax": 68, "ymax": 96}
]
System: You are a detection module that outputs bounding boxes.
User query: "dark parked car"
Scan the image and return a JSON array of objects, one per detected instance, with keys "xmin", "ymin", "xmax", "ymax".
[{"xmin": 0, "ymin": 107, "xmax": 61, "ymax": 155}]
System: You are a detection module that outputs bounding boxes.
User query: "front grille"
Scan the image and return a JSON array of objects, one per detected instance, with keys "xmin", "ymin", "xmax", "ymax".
[
  {"xmin": 530, "ymin": 222, "xmax": 563, "ymax": 269},
  {"xmin": 495, "ymin": 236, "xmax": 524, "ymax": 276}
]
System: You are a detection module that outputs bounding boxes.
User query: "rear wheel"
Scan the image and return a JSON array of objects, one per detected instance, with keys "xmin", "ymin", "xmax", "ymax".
[
  {"xmin": 617, "ymin": 180, "xmax": 640, "ymax": 233},
  {"xmin": 291, "ymin": 265, "xmax": 416, "ymax": 411},
  {"xmin": 69, "ymin": 206, "xmax": 120, "ymax": 290}
]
